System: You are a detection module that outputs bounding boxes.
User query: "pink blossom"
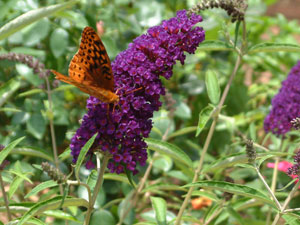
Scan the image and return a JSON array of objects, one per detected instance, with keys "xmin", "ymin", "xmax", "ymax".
[{"xmin": 267, "ymin": 161, "xmax": 299, "ymax": 186}]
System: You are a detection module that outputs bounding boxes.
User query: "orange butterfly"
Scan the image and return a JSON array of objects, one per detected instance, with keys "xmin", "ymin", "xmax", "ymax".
[{"xmin": 51, "ymin": 26, "xmax": 119, "ymax": 104}]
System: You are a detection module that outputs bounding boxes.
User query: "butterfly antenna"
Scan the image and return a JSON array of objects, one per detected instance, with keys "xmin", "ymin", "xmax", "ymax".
[{"xmin": 124, "ymin": 86, "xmax": 143, "ymax": 96}]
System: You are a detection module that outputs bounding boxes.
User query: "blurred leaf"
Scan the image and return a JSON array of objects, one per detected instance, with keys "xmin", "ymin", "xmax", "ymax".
[
  {"xmin": 167, "ymin": 126, "xmax": 197, "ymax": 140},
  {"xmin": 153, "ymin": 155, "xmax": 173, "ymax": 172},
  {"xmin": 58, "ymin": 148, "xmax": 71, "ymax": 161},
  {"xmin": 23, "ymin": 18, "xmax": 50, "ymax": 46},
  {"xmin": 248, "ymin": 43, "xmax": 300, "ymax": 54},
  {"xmin": 18, "ymin": 89, "xmax": 44, "ymax": 98},
  {"xmin": 0, "ymin": 78, "xmax": 21, "ymax": 107},
  {"xmin": 150, "ymin": 197, "xmax": 167, "ymax": 225},
  {"xmin": 146, "ymin": 138, "xmax": 192, "ymax": 166},
  {"xmin": 196, "ymin": 40, "xmax": 233, "ymax": 51},
  {"xmin": 190, "ymin": 190, "xmax": 219, "ymax": 202},
  {"xmin": 0, "ymin": 1, "xmax": 78, "ymax": 40},
  {"xmin": 0, "ymin": 107, "xmax": 21, "ymax": 113},
  {"xmin": 50, "ymin": 28, "xmax": 69, "ymax": 58},
  {"xmin": 205, "ymin": 70, "xmax": 220, "ymax": 105},
  {"xmin": 43, "ymin": 209, "xmax": 79, "ymax": 222},
  {"xmin": 18, "ymin": 196, "xmax": 89, "ymax": 224},
  {"xmin": 9, "ymin": 170, "xmax": 32, "ymax": 184},
  {"xmin": 184, "ymin": 181, "xmax": 276, "ymax": 207},
  {"xmin": 143, "ymin": 183, "xmax": 186, "ymax": 193},
  {"xmin": 203, "ymin": 152, "xmax": 288, "ymax": 173},
  {"xmin": 90, "ymin": 209, "xmax": 116, "ymax": 225},
  {"xmin": 103, "ymin": 174, "xmax": 132, "ymax": 185},
  {"xmin": 227, "ymin": 206, "xmax": 245, "ymax": 225},
  {"xmin": 26, "ymin": 112, "xmax": 46, "ymax": 140},
  {"xmin": 11, "ymin": 47, "xmax": 46, "ymax": 57},
  {"xmin": 12, "ymin": 147, "xmax": 53, "ymax": 162},
  {"xmin": 282, "ymin": 214, "xmax": 300, "ymax": 225},
  {"xmin": 174, "ymin": 101, "xmax": 191, "ymax": 119},
  {"xmin": 25, "ymin": 180, "xmax": 58, "ymax": 199},
  {"xmin": 75, "ymin": 133, "xmax": 98, "ymax": 178},
  {"xmin": 9, "ymin": 176, "xmax": 24, "ymax": 198},
  {"xmin": 0, "ymin": 136, "xmax": 25, "ymax": 166},
  {"xmin": 196, "ymin": 105, "xmax": 214, "ymax": 137}
]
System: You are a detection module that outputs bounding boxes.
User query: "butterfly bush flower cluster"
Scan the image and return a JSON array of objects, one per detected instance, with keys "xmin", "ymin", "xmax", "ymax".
[
  {"xmin": 264, "ymin": 61, "xmax": 300, "ymax": 136},
  {"xmin": 70, "ymin": 10, "xmax": 205, "ymax": 174}
]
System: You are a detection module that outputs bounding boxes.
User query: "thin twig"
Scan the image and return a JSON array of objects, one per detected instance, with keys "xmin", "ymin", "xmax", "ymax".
[
  {"xmin": 84, "ymin": 154, "xmax": 110, "ymax": 225},
  {"xmin": 272, "ymin": 179, "xmax": 300, "ymax": 225},
  {"xmin": 0, "ymin": 172, "xmax": 12, "ymax": 221}
]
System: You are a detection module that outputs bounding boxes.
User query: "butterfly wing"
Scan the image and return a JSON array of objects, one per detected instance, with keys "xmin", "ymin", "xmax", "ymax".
[
  {"xmin": 69, "ymin": 26, "xmax": 114, "ymax": 92},
  {"xmin": 52, "ymin": 70, "xmax": 118, "ymax": 103}
]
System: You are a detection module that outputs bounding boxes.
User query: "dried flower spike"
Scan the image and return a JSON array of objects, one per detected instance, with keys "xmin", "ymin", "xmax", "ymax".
[
  {"xmin": 188, "ymin": 0, "xmax": 248, "ymax": 22},
  {"xmin": 245, "ymin": 139, "xmax": 256, "ymax": 164},
  {"xmin": 41, "ymin": 162, "xmax": 67, "ymax": 184},
  {"xmin": 291, "ymin": 118, "xmax": 300, "ymax": 130},
  {"xmin": 287, "ymin": 150, "xmax": 300, "ymax": 177}
]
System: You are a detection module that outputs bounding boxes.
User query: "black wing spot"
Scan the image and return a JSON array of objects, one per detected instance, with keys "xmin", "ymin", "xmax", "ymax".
[
  {"xmin": 88, "ymin": 49, "xmax": 91, "ymax": 54},
  {"xmin": 89, "ymin": 38, "xmax": 92, "ymax": 42},
  {"xmin": 87, "ymin": 56, "xmax": 90, "ymax": 60}
]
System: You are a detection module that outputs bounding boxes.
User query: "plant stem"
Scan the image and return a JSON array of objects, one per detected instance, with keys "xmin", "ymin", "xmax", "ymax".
[
  {"xmin": 44, "ymin": 76, "xmax": 63, "ymax": 195},
  {"xmin": 255, "ymin": 166, "xmax": 281, "ymax": 210},
  {"xmin": 272, "ymin": 178, "xmax": 300, "ymax": 225},
  {"xmin": 174, "ymin": 53, "xmax": 242, "ymax": 225},
  {"xmin": 84, "ymin": 154, "xmax": 110, "ymax": 225},
  {"xmin": 0, "ymin": 172, "xmax": 12, "ymax": 221}
]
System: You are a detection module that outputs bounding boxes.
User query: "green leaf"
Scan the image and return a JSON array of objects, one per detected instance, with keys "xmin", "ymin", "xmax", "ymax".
[
  {"xmin": 50, "ymin": 28, "xmax": 69, "ymax": 58},
  {"xmin": 150, "ymin": 197, "xmax": 167, "ymax": 225},
  {"xmin": 0, "ymin": 136, "xmax": 25, "ymax": 166},
  {"xmin": 197, "ymin": 40, "xmax": 233, "ymax": 51},
  {"xmin": 90, "ymin": 209, "xmax": 116, "ymax": 225},
  {"xmin": 0, "ymin": 78, "xmax": 21, "ymax": 107},
  {"xmin": 143, "ymin": 184, "xmax": 186, "ymax": 193},
  {"xmin": 26, "ymin": 112, "xmax": 46, "ymax": 140},
  {"xmin": 9, "ymin": 170, "xmax": 32, "ymax": 184},
  {"xmin": 0, "ymin": 1, "xmax": 78, "ymax": 40},
  {"xmin": 167, "ymin": 126, "xmax": 197, "ymax": 140},
  {"xmin": 248, "ymin": 42, "xmax": 300, "ymax": 54},
  {"xmin": 103, "ymin": 174, "xmax": 131, "ymax": 185},
  {"xmin": 12, "ymin": 147, "xmax": 53, "ymax": 162},
  {"xmin": 18, "ymin": 89, "xmax": 44, "ymax": 98},
  {"xmin": 43, "ymin": 209, "xmax": 79, "ymax": 222},
  {"xmin": 25, "ymin": 180, "xmax": 58, "ymax": 199},
  {"xmin": 227, "ymin": 206, "xmax": 245, "ymax": 225},
  {"xmin": 282, "ymin": 214, "xmax": 300, "ymax": 225},
  {"xmin": 205, "ymin": 70, "xmax": 220, "ymax": 105},
  {"xmin": 190, "ymin": 190, "xmax": 219, "ymax": 202},
  {"xmin": 0, "ymin": 107, "xmax": 22, "ymax": 113},
  {"xmin": 203, "ymin": 152, "xmax": 288, "ymax": 173},
  {"xmin": 125, "ymin": 167, "xmax": 136, "ymax": 189},
  {"xmin": 146, "ymin": 138, "xmax": 192, "ymax": 166},
  {"xmin": 75, "ymin": 133, "xmax": 98, "ymax": 178},
  {"xmin": 195, "ymin": 105, "xmax": 214, "ymax": 137},
  {"xmin": 18, "ymin": 196, "xmax": 89, "ymax": 224},
  {"xmin": 9, "ymin": 176, "xmax": 24, "ymax": 198},
  {"xmin": 58, "ymin": 148, "xmax": 71, "ymax": 161},
  {"xmin": 184, "ymin": 181, "xmax": 276, "ymax": 207}
]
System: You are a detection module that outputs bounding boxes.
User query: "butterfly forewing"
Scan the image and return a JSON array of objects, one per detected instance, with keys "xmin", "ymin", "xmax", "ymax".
[
  {"xmin": 70, "ymin": 26, "xmax": 114, "ymax": 92},
  {"xmin": 52, "ymin": 26, "xmax": 119, "ymax": 104}
]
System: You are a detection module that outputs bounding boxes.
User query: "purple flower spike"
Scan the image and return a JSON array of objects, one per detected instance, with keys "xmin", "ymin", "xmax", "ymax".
[
  {"xmin": 70, "ymin": 10, "xmax": 205, "ymax": 174},
  {"xmin": 264, "ymin": 61, "xmax": 300, "ymax": 136}
]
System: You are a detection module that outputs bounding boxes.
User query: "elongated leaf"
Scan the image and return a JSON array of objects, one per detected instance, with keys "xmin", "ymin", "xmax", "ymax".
[
  {"xmin": 190, "ymin": 190, "xmax": 219, "ymax": 202},
  {"xmin": 150, "ymin": 197, "xmax": 167, "ymax": 225},
  {"xmin": 103, "ymin": 174, "xmax": 131, "ymax": 185},
  {"xmin": 146, "ymin": 138, "xmax": 192, "ymax": 166},
  {"xmin": 9, "ymin": 176, "xmax": 24, "ymax": 198},
  {"xmin": 0, "ymin": 107, "xmax": 21, "ymax": 113},
  {"xmin": 196, "ymin": 40, "xmax": 233, "ymax": 51},
  {"xmin": 18, "ymin": 89, "xmax": 44, "ymax": 98},
  {"xmin": 58, "ymin": 148, "xmax": 71, "ymax": 161},
  {"xmin": 0, "ymin": 1, "xmax": 78, "ymax": 40},
  {"xmin": 0, "ymin": 78, "xmax": 21, "ymax": 107},
  {"xmin": 227, "ymin": 206, "xmax": 245, "ymax": 225},
  {"xmin": 206, "ymin": 70, "xmax": 220, "ymax": 105},
  {"xmin": 18, "ymin": 196, "xmax": 89, "ymax": 224},
  {"xmin": 282, "ymin": 214, "xmax": 300, "ymax": 225},
  {"xmin": 12, "ymin": 147, "xmax": 53, "ymax": 162},
  {"xmin": 0, "ymin": 136, "xmax": 25, "ymax": 165},
  {"xmin": 184, "ymin": 181, "xmax": 276, "ymax": 207},
  {"xmin": 248, "ymin": 42, "xmax": 300, "ymax": 54},
  {"xmin": 143, "ymin": 184, "xmax": 186, "ymax": 193},
  {"xmin": 196, "ymin": 105, "xmax": 214, "ymax": 137},
  {"xmin": 75, "ymin": 133, "xmax": 98, "ymax": 178},
  {"xmin": 25, "ymin": 180, "xmax": 58, "ymax": 199},
  {"xmin": 9, "ymin": 170, "xmax": 32, "ymax": 184},
  {"xmin": 43, "ymin": 210, "xmax": 79, "ymax": 222},
  {"xmin": 167, "ymin": 126, "xmax": 197, "ymax": 140},
  {"xmin": 203, "ymin": 152, "xmax": 288, "ymax": 173}
]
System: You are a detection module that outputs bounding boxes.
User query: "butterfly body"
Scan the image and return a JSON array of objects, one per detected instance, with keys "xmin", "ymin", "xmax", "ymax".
[{"xmin": 51, "ymin": 26, "xmax": 119, "ymax": 104}]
